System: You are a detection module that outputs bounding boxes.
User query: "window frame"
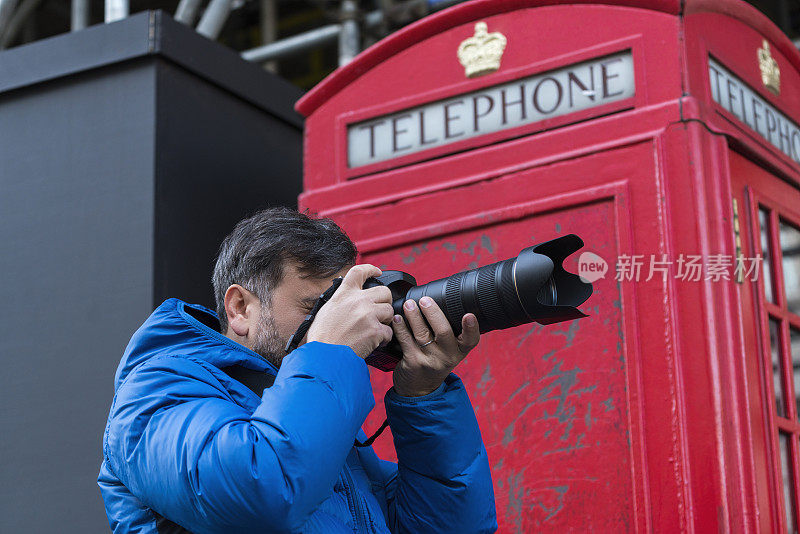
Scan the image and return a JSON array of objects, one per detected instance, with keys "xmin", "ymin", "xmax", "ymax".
[{"xmin": 749, "ymin": 188, "xmax": 800, "ymax": 533}]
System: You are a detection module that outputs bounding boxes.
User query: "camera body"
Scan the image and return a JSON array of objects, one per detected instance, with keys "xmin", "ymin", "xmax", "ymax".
[{"xmin": 363, "ymin": 234, "xmax": 593, "ymax": 371}]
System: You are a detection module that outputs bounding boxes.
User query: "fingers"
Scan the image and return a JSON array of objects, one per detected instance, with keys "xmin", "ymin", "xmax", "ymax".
[
  {"xmin": 417, "ymin": 297, "xmax": 456, "ymax": 343},
  {"xmin": 378, "ymin": 323, "xmax": 394, "ymax": 345},
  {"xmin": 403, "ymin": 299, "xmax": 435, "ymax": 345},
  {"xmin": 363, "ymin": 285, "xmax": 392, "ymax": 304},
  {"xmin": 457, "ymin": 313, "xmax": 480, "ymax": 355},
  {"xmin": 391, "ymin": 314, "xmax": 419, "ymax": 354},
  {"xmin": 342, "ymin": 264, "xmax": 382, "ymax": 289},
  {"xmin": 375, "ymin": 303, "xmax": 395, "ymax": 324}
]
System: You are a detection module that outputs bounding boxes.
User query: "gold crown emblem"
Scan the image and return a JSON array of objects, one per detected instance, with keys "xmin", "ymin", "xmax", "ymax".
[
  {"xmin": 457, "ymin": 22, "xmax": 507, "ymax": 78},
  {"xmin": 758, "ymin": 40, "xmax": 780, "ymax": 95}
]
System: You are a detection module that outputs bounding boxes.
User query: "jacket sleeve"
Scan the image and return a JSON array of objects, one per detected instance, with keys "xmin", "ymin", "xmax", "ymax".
[
  {"xmin": 382, "ymin": 373, "xmax": 498, "ymax": 534},
  {"xmin": 103, "ymin": 342, "xmax": 374, "ymax": 534}
]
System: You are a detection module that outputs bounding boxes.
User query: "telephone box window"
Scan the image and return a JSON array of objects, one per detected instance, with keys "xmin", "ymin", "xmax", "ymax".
[
  {"xmin": 761, "ymin": 208, "xmax": 776, "ymax": 304},
  {"xmin": 756, "ymin": 200, "xmax": 800, "ymax": 532},
  {"xmin": 771, "ymin": 319, "xmax": 788, "ymax": 418},
  {"xmin": 780, "ymin": 433, "xmax": 798, "ymax": 534},
  {"xmin": 780, "ymin": 220, "xmax": 800, "ymax": 318}
]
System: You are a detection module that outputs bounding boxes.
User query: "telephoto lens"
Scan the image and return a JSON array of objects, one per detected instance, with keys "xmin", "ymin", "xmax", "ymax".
[{"xmin": 363, "ymin": 234, "xmax": 593, "ymax": 371}]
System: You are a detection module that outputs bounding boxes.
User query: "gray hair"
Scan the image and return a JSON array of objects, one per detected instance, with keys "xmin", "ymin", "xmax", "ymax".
[{"xmin": 212, "ymin": 207, "xmax": 357, "ymax": 332}]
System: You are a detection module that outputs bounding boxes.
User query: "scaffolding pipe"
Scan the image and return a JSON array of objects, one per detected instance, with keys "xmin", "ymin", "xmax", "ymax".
[
  {"xmin": 260, "ymin": 0, "xmax": 277, "ymax": 71},
  {"xmin": 242, "ymin": 22, "xmax": 340, "ymax": 62},
  {"xmin": 71, "ymin": 0, "xmax": 89, "ymax": 31},
  {"xmin": 376, "ymin": 0, "xmax": 393, "ymax": 36},
  {"xmin": 260, "ymin": 0, "xmax": 276, "ymax": 44},
  {"xmin": 0, "ymin": 0, "xmax": 19, "ymax": 38},
  {"xmin": 0, "ymin": 0, "xmax": 41, "ymax": 47},
  {"xmin": 196, "ymin": 0, "xmax": 233, "ymax": 40},
  {"xmin": 175, "ymin": 0, "xmax": 203, "ymax": 25},
  {"xmin": 104, "ymin": 0, "xmax": 128, "ymax": 23},
  {"xmin": 241, "ymin": 9, "xmax": 382, "ymax": 63},
  {"xmin": 339, "ymin": 0, "xmax": 359, "ymax": 66},
  {"xmin": 240, "ymin": 0, "xmax": 461, "ymax": 65}
]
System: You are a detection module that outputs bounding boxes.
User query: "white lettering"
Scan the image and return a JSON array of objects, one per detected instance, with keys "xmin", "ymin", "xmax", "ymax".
[
  {"xmin": 709, "ymin": 58, "xmax": 800, "ymax": 165},
  {"xmin": 347, "ymin": 51, "xmax": 635, "ymax": 168}
]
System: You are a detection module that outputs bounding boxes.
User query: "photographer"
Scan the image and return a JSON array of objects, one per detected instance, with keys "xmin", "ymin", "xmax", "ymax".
[{"xmin": 98, "ymin": 208, "xmax": 497, "ymax": 533}]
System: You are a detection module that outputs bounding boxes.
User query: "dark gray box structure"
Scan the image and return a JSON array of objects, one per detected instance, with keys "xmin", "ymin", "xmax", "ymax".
[{"xmin": 0, "ymin": 12, "xmax": 303, "ymax": 531}]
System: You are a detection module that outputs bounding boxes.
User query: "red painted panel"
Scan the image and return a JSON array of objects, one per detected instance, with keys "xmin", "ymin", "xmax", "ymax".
[
  {"xmin": 300, "ymin": 4, "xmax": 681, "ymax": 193},
  {"xmin": 321, "ymin": 141, "xmax": 666, "ymax": 532},
  {"xmin": 298, "ymin": 0, "xmax": 800, "ymax": 118},
  {"xmin": 336, "ymin": 39, "xmax": 641, "ymax": 180},
  {"xmin": 297, "ymin": 0, "xmax": 682, "ymax": 117},
  {"xmin": 659, "ymin": 122, "xmax": 745, "ymax": 532},
  {"xmin": 361, "ymin": 202, "xmax": 631, "ymax": 531}
]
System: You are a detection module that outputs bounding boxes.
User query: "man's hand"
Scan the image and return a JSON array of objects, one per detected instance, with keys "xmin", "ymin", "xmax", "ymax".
[
  {"xmin": 307, "ymin": 264, "xmax": 395, "ymax": 359},
  {"xmin": 390, "ymin": 297, "xmax": 480, "ymax": 397}
]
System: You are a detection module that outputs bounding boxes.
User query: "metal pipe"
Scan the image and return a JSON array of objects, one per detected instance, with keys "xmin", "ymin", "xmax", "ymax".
[
  {"xmin": 240, "ymin": 0, "xmax": 463, "ymax": 65},
  {"xmin": 0, "ymin": 0, "xmax": 20, "ymax": 38},
  {"xmin": 196, "ymin": 0, "xmax": 233, "ymax": 40},
  {"xmin": 260, "ymin": 0, "xmax": 276, "ymax": 44},
  {"xmin": 363, "ymin": 10, "xmax": 384, "ymax": 30},
  {"xmin": 260, "ymin": 0, "xmax": 277, "ymax": 71},
  {"xmin": 71, "ymin": 0, "xmax": 89, "ymax": 31},
  {"xmin": 175, "ymin": 0, "xmax": 203, "ymax": 26},
  {"xmin": 241, "ymin": 10, "xmax": 382, "ymax": 64},
  {"xmin": 0, "ymin": 0, "xmax": 42, "ymax": 48},
  {"xmin": 104, "ymin": 0, "xmax": 128, "ymax": 23},
  {"xmin": 338, "ymin": 0, "xmax": 359, "ymax": 66},
  {"xmin": 242, "ymin": 23, "xmax": 341, "ymax": 62},
  {"xmin": 376, "ymin": 0, "xmax": 393, "ymax": 36}
]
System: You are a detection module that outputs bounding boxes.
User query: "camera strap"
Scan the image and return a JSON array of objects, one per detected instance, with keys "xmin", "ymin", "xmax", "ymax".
[
  {"xmin": 353, "ymin": 419, "xmax": 389, "ymax": 448},
  {"xmin": 284, "ymin": 276, "xmax": 390, "ymax": 448},
  {"xmin": 284, "ymin": 276, "xmax": 343, "ymax": 354}
]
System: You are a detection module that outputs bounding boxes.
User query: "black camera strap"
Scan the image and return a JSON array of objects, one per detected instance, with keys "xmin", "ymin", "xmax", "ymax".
[
  {"xmin": 284, "ymin": 277, "xmax": 343, "ymax": 354},
  {"xmin": 285, "ymin": 276, "xmax": 389, "ymax": 448},
  {"xmin": 353, "ymin": 419, "xmax": 389, "ymax": 448}
]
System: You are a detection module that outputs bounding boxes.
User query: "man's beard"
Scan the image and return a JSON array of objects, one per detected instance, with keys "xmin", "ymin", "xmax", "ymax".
[{"xmin": 251, "ymin": 307, "xmax": 287, "ymax": 369}]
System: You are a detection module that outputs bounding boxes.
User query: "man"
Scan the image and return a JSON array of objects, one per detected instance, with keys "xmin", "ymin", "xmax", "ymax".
[{"xmin": 98, "ymin": 208, "xmax": 497, "ymax": 533}]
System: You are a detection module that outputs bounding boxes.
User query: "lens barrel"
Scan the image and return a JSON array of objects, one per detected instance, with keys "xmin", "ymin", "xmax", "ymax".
[
  {"xmin": 402, "ymin": 257, "xmax": 525, "ymax": 335},
  {"xmin": 398, "ymin": 234, "xmax": 591, "ymax": 336},
  {"xmin": 364, "ymin": 234, "xmax": 593, "ymax": 371}
]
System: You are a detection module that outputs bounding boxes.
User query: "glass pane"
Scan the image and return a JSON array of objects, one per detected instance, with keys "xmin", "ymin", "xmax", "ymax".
[
  {"xmin": 761, "ymin": 208, "xmax": 775, "ymax": 303},
  {"xmin": 780, "ymin": 433, "xmax": 798, "ymax": 533},
  {"xmin": 772, "ymin": 319, "xmax": 788, "ymax": 418},
  {"xmin": 793, "ymin": 328, "xmax": 800, "ymax": 421},
  {"xmin": 780, "ymin": 220, "xmax": 800, "ymax": 317}
]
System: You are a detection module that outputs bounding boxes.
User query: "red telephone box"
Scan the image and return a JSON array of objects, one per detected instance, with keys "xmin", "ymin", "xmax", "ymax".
[{"xmin": 296, "ymin": 1, "xmax": 800, "ymax": 531}]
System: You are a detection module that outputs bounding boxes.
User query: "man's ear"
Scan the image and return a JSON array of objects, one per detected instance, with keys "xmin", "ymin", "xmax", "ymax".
[{"xmin": 224, "ymin": 284, "xmax": 259, "ymax": 337}]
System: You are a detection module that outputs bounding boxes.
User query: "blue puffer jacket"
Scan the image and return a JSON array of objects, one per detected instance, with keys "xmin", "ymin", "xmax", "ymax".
[{"xmin": 98, "ymin": 299, "xmax": 497, "ymax": 533}]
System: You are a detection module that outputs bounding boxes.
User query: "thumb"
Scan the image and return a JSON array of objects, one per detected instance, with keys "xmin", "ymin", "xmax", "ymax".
[{"xmin": 342, "ymin": 264, "xmax": 382, "ymax": 289}]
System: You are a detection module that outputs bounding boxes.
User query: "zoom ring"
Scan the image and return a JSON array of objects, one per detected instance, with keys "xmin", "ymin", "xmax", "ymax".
[
  {"xmin": 445, "ymin": 272, "xmax": 466, "ymax": 326},
  {"xmin": 476, "ymin": 263, "xmax": 508, "ymax": 331},
  {"xmin": 499, "ymin": 259, "xmax": 528, "ymax": 326}
]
